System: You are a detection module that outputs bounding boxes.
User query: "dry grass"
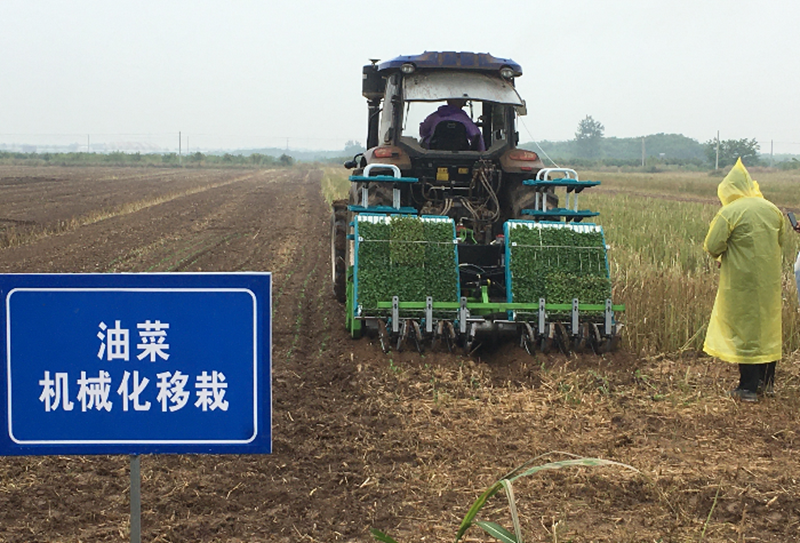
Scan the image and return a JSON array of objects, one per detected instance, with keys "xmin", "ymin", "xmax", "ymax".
[
  {"xmin": 321, "ymin": 167, "xmax": 350, "ymax": 205},
  {"xmin": 578, "ymin": 169, "xmax": 800, "ymax": 355},
  {"xmin": 359, "ymin": 345, "xmax": 800, "ymax": 542},
  {"xmin": 581, "ymin": 168, "xmax": 800, "ymax": 210},
  {"xmin": 321, "ymin": 166, "xmax": 800, "ymax": 356},
  {"xmin": 321, "ymin": 167, "xmax": 800, "ymax": 541}
]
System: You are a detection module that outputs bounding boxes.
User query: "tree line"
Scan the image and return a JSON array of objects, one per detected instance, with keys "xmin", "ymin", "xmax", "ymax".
[
  {"xmin": 0, "ymin": 150, "xmax": 296, "ymax": 168},
  {"xmin": 524, "ymin": 115, "xmax": 794, "ymax": 170},
  {"xmin": 0, "ymin": 140, "xmax": 368, "ymax": 168}
]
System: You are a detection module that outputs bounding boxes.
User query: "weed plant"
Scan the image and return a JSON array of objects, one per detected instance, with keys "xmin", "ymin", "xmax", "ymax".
[{"xmin": 371, "ymin": 454, "xmax": 638, "ymax": 543}]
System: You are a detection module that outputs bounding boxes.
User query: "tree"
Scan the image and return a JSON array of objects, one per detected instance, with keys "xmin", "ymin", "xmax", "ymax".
[
  {"xmin": 344, "ymin": 140, "xmax": 365, "ymax": 156},
  {"xmin": 703, "ymin": 138, "xmax": 760, "ymax": 168},
  {"xmin": 574, "ymin": 115, "xmax": 604, "ymax": 158},
  {"xmin": 279, "ymin": 153, "xmax": 295, "ymax": 167},
  {"xmin": 250, "ymin": 153, "xmax": 274, "ymax": 166}
]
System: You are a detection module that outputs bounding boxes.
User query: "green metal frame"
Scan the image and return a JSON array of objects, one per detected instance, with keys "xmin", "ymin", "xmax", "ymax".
[
  {"xmin": 344, "ymin": 172, "xmax": 627, "ymax": 330},
  {"xmin": 345, "ymin": 267, "xmax": 362, "ymax": 338}
]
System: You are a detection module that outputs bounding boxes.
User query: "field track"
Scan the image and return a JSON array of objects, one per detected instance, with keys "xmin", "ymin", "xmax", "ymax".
[{"xmin": 0, "ymin": 166, "xmax": 798, "ymax": 543}]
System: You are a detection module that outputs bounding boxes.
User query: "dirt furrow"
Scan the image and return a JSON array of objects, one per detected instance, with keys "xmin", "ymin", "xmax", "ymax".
[
  {"xmin": 0, "ymin": 170, "xmax": 281, "ymax": 273},
  {"xmin": 0, "ymin": 167, "xmax": 264, "ymax": 242},
  {"xmin": 3, "ymin": 165, "xmax": 798, "ymax": 543}
]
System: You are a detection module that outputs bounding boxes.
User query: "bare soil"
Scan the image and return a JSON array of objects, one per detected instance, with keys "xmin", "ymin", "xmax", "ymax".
[{"xmin": 0, "ymin": 166, "xmax": 798, "ymax": 543}]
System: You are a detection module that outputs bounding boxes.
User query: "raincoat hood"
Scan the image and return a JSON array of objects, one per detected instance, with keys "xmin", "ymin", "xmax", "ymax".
[{"xmin": 717, "ymin": 157, "xmax": 763, "ymax": 206}]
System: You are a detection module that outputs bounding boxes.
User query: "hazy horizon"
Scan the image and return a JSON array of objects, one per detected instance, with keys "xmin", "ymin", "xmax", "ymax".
[{"xmin": 2, "ymin": 0, "xmax": 799, "ymax": 154}]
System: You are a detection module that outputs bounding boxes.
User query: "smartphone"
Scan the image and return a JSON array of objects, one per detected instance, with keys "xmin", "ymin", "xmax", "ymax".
[{"xmin": 789, "ymin": 212, "xmax": 798, "ymax": 229}]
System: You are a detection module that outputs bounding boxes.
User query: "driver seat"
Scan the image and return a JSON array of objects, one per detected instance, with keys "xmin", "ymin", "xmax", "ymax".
[{"xmin": 428, "ymin": 121, "xmax": 471, "ymax": 151}]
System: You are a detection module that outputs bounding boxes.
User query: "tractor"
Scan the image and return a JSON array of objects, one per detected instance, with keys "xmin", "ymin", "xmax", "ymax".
[{"xmin": 332, "ymin": 51, "xmax": 623, "ymax": 354}]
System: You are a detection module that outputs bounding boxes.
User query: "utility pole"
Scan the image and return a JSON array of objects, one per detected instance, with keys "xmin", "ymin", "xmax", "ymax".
[
  {"xmin": 770, "ymin": 140, "xmax": 774, "ymax": 167},
  {"xmin": 87, "ymin": 135, "xmax": 90, "ymax": 153},
  {"xmin": 641, "ymin": 136, "xmax": 645, "ymax": 167},
  {"xmin": 179, "ymin": 132, "xmax": 182, "ymax": 166},
  {"xmin": 715, "ymin": 130, "xmax": 720, "ymax": 170}
]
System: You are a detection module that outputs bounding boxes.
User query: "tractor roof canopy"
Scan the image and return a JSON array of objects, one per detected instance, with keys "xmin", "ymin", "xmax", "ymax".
[{"xmin": 378, "ymin": 51, "xmax": 522, "ymax": 76}]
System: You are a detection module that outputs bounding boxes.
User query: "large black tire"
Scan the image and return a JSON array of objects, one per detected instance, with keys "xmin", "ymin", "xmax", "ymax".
[
  {"xmin": 331, "ymin": 200, "xmax": 348, "ymax": 303},
  {"xmin": 332, "ymin": 181, "xmax": 394, "ymax": 304},
  {"xmin": 502, "ymin": 175, "xmax": 559, "ymax": 220},
  {"xmin": 349, "ymin": 180, "xmax": 396, "ymax": 209}
]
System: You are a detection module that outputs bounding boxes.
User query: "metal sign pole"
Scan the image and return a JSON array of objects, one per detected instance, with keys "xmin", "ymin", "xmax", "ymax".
[{"xmin": 130, "ymin": 455, "xmax": 141, "ymax": 543}]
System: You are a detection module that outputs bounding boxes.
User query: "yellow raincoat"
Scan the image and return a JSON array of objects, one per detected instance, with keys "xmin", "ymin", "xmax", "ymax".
[{"xmin": 703, "ymin": 158, "xmax": 784, "ymax": 364}]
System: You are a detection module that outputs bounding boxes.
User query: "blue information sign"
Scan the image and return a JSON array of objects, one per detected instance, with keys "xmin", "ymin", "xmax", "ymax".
[{"xmin": 0, "ymin": 273, "xmax": 271, "ymax": 455}]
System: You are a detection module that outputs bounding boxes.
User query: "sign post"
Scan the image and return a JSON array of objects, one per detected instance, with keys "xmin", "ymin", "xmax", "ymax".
[{"xmin": 131, "ymin": 455, "xmax": 141, "ymax": 543}]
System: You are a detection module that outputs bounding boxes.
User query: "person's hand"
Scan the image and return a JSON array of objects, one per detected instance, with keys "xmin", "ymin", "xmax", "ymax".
[{"xmin": 794, "ymin": 224, "xmax": 800, "ymax": 234}]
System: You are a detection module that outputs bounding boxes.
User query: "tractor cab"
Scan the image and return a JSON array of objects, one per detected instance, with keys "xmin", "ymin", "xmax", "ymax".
[
  {"xmin": 346, "ymin": 52, "xmax": 545, "ymax": 241},
  {"xmin": 382, "ymin": 65, "xmax": 524, "ymax": 154},
  {"xmin": 350, "ymin": 52, "xmax": 541, "ymax": 179}
]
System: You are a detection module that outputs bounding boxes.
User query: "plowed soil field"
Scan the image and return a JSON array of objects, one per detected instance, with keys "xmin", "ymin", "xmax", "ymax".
[{"xmin": 0, "ymin": 166, "xmax": 798, "ymax": 543}]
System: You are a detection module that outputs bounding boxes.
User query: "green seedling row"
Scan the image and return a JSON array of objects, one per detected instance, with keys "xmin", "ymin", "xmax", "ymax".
[
  {"xmin": 508, "ymin": 224, "xmax": 612, "ymax": 306},
  {"xmin": 356, "ymin": 216, "xmax": 459, "ymax": 312}
]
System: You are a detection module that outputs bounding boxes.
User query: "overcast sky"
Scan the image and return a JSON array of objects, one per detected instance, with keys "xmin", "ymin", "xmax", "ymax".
[{"xmin": 2, "ymin": 0, "xmax": 799, "ymax": 153}]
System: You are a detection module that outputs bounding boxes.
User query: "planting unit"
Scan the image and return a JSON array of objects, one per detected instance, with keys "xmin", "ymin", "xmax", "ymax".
[{"xmin": 335, "ymin": 166, "xmax": 624, "ymax": 354}]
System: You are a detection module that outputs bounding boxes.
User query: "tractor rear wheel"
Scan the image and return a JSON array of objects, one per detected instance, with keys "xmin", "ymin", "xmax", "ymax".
[
  {"xmin": 349, "ymin": 181, "xmax": 395, "ymax": 208},
  {"xmin": 504, "ymin": 175, "xmax": 558, "ymax": 219},
  {"xmin": 331, "ymin": 200, "xmax": 348, "ymax": 303}
]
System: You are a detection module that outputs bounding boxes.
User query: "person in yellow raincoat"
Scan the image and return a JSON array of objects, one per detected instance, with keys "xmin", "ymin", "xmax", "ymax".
[{"xmin": 703, "ymin": 158, "xmax": 784, "ymax": 402}]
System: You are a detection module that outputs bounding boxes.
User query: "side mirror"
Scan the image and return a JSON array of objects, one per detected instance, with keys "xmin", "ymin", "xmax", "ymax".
[{"xmin": 344, "ymin": 153, "xmax": 364, "ymax": 169}]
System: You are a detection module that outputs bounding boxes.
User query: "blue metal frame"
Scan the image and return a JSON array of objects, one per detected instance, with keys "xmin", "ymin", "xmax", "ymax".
[
  {"xmin": 348, "ymin": 205, "xmax": 418, "ymax": 214},
  {"xmin": 522, "ymin": 179, "xmax": 601, "ymax": 191},
  {"xmin": 520, "ymin": 176, "xmax": 602, "ymax": 221},
  {"xmin": 504, "ymin": 221, "xmax": 514, "ymax": 306},
  {"xmin": 348, "ymin": 175, "xmax": 419, "ymax": 184},
  {"xmin": 348, "ymin": 174, "xmax": 419, "ymax": 214},
  {"xmin": 520, "ymin": 208, "xmax": 600, "ymax": 220}
]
